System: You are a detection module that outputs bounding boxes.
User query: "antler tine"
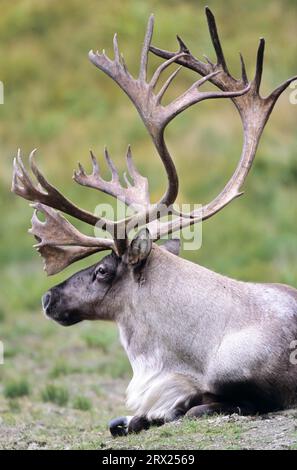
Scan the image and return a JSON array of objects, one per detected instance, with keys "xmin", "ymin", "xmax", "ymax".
[
  {"xmin": 150, "ymin": 53, "xmax": 185, "ymax": 89},
  {"xmin": 126, "ymin": 145, "xmax": 136, "ymax": 178},
  {"xmin": 253, "ymin": 38, "xmax": 265, "ymax": 94},
  {"xmin": 125, "ymin": 145, "xmax": 144, "ymax": 184},
  {"xmin": 104, "ymin": 147, "xmax": 120, "ymax": 182},
  {"xmin": 205, "ymin": 6, "xmax": 229, "ymax": 74},
  {"xmin": 90, "ymin": 150, "xmax": 100, "ymax": 175},
  {"xmin": 16, "ymin": 148, "xmax": 36, "ymax": 188},
  {"xmin": 12, "ymin": 149, "xmax": 110, "ymax": 229},
  {"xmin": 113, "ymin": 33, "xmax": 121, "ymax": 64},
  {"xmin": 156, "ymin": 66, "xmax": 182, "ymax": 104},
  {"xmin": 240, "ymin": 53, "xmax": 248, "ymax": 85},
  {"xmin": 176, "ymin": 35, "xmax": 190, "ymax": 54},
  {"xmin": 74, "ymin": 146, "xmax": 150, "ymax": 210},
  {"xmin": 267, "ymin": 75, "xmax": 297, "ymax": 106},
  {"xmin": 139, "ymin": 13, "xmax": 154, "ymax": 82}
]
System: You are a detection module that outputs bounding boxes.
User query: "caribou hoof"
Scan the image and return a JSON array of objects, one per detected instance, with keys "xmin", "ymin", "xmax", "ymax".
[
  {"xmin": 128, "ymin": 416, "xmax": 150, "ymax": 433},
  {"xmin": 109, "ymin": 416, "xmax": 129, "ymax": 437}
]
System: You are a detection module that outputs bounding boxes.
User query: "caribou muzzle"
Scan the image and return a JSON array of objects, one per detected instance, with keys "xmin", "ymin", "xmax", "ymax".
[{"xmin": 42, "ymin": 290, "xmax": 83, "ymax": 326}]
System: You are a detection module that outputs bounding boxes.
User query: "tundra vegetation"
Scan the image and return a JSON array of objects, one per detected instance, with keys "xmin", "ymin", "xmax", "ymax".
[{"xmin": 0, "ymin": 0, "xmax": 296, "ymax": 449}]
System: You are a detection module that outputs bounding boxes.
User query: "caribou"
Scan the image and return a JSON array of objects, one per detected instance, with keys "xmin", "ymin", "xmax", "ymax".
[{"xmin": 12, "ymin": 7, "xmax": 297, "ymax": 437}]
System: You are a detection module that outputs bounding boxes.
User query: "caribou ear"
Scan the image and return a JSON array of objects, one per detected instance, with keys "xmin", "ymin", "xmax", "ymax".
[
  {"xmin": 127, "ymin": 228, "xmax": 152, "ymax": 265},
  {"xmin": 161, "ymin": 238, "xmax": 181, "ymax": 256}
]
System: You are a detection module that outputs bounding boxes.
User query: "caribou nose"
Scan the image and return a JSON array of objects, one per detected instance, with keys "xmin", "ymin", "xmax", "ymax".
[{"xmin": 42, "ymin": 291, "xmax": 52, "ymax": 312}]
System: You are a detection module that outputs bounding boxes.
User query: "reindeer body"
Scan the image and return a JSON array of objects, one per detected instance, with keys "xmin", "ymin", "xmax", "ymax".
[{"xmin": 116, "ymin": 246, "xmax": 297, "ymax": 420}]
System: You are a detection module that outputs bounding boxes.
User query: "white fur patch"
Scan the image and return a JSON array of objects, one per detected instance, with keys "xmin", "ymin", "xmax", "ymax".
[{"xmin": 126, "ymin": 353, "xmax": 198, "ymax": 421}]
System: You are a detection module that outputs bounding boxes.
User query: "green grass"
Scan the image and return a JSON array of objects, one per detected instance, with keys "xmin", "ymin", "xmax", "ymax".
[
  {"xmin": 4, "ymin": 379, "xmax": 30, "ymax": 399},
  {"xmin": 41, "ymin": 384, "xmax": 69, "ymax": 407},
  {"xmin": 73, "ymin": 395, "xmax": 92, "ymax": 411},
  {"xmin": 49, "ymin": 361, "xmax": 72, "ymax": 379},
  {"xmin": 0, "ymin": 312, "xmax": 295, "ymax": 449},
  {"xmin": 0, "ymin": 0, "xmax": 296, "ymax": 450},
  {"xmin": 8, "ymin": 399, "xmax": 21, "ymax": 412},
  {"xmin": 99, "ymin": 417, "xmax": 245, "ymax": 450}
]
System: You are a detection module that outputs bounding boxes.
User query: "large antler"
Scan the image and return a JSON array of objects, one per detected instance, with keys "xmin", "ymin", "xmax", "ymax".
[
  {"xmin": 149, "ymin": 7, "xmax": 297, "ymax": 237},
  {"xmin": 12, "ymin": 149, "xmax": 115, "ymax": 274},
  {"xmin": 13, "ymin": 10, "xmax": 292, "ymax": 274},
  {"xmin": 88, "ymin": 14, "xmax": 249, "ymax": 211},
  {"xmin": 12, "ymin": 14, "xmax": 248, "ymax": 275}
]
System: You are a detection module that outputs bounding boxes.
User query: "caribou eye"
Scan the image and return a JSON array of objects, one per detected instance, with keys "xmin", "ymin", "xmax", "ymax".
[{"xmin": 93, "ymin": 266, "xmax": 107, "ymax": 282}]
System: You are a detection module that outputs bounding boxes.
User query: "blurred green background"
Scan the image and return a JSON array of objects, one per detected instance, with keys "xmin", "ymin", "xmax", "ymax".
[{"xmin": 0, "ymin": 0, "xmax": 296, "ymax": 449}]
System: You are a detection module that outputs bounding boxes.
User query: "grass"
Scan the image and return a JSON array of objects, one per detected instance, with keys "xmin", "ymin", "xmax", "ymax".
[
  {"xmin": 108, "ymin": 418, "xmax": 245, "ymax": 450},
  {"xmin": 4, "ymin": 379, "xmax": 30, "ymax": 399},
  {"xmin": 49, "ymin": 361, "xmax": 72, "ymax": 379},
  {"xmin": 8, "ymin": 399, "xmax": 21, "ymax": 412},
  {"xmin": 0, "ymin": 0, "xmax": 296, "ymax": 450},
  {"xmin": 41, "ymin": 384, "xmax": 69, "ymax": 407},
  {"xmin": 73, "ymin": 395, "xmax": 92, "ymax": 411},
  {"xmin": 0, "ymin": 311, "xmax": 296, "ymax": 449}
]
